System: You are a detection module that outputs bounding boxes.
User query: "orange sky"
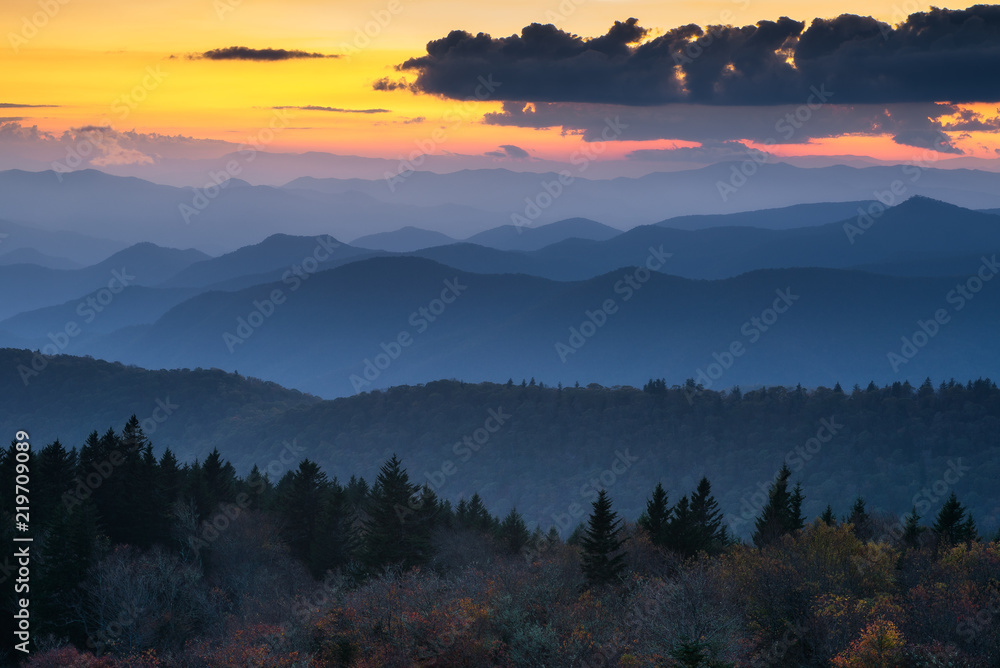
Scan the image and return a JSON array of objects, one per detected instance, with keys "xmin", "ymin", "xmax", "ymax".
[{"xmin": 2, "ymin": 0, "xmax": 998, "ymax": 164}]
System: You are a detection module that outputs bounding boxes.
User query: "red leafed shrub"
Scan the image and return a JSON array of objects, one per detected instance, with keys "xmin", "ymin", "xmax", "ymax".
[{"xmin": 25, "ymin": 646, "xmax": 117, "ymax": 668}]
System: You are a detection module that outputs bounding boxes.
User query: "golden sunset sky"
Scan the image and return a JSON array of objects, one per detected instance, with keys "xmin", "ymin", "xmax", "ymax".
[{"xmin": 2, "ymin": 0, "xmax": 998, "ymax": 166}]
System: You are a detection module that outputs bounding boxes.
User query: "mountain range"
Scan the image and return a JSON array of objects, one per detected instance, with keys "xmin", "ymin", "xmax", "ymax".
[
  {"xmin": 1, "ymin": 193, "xmax": 998, "ymax": 397},
  {"xmin": 5, "ymin": 163, "xmax": 1000, "ymax": 253}
]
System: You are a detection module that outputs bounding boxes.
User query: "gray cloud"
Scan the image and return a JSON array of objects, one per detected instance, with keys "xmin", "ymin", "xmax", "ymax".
[
  {"xmin": 373, "ymin": 77, "xmax": 411, "ymax": 91},
  {"xmin": 484, "ymin": 100, "xmax": 966, "ymax": 152},
  {"xmin": 198, "ymin": 46, "xmax": 336, "ymax": 61},
  {"xmin": 627, "ymin": 140, "xmax": 772, "ymax": 162},
  {"xmin": 484, "ymin": 144, "xmax": 530, "ymax": 159}
]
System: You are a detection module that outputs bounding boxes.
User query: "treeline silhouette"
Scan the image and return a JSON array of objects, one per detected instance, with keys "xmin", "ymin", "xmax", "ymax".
[{"xmin": 2, "ymin": 415, "xmax": 998, "ymax": 666}]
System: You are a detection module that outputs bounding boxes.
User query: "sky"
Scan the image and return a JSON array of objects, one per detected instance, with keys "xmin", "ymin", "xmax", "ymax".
[{"xmin": 2, "ymin": 0, "xmax": 1000, "ymax": 179}]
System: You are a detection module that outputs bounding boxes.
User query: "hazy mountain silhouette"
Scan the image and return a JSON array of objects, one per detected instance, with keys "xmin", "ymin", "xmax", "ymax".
[
  {"xmin": 0, "ymin": 242, "xmax": 209, "ymax": 320},
  {"xmin": 0, "ymin": 169, "xmax": 505, "ymax": 252},
  {"xmin": 409, "ymin": 197, "xmax": 1000, "ymax": 280},
  {"xmin": 33, "ymin": 254, "xmax": 998, "ymax": 398},
  {"xmin": 0, "ymin": 247, "xmax": 81, "ymax": 270},
  {"xmin": 0, "ymin": 286, "xmax": 201, "ymax": 342},
  {"xmin": 0, "ymin": 217, "xmax": 124, "ymax": 265},
  {"xmin": 283, "ymin": 163, "xmax": 1000, "ymax": 227},
  {"xmin": 351, "ymin": 226, "xmax": 456, "ymax": 252},
  {"xmin": 657, "ymin": 201, "xmax": 871, "ymax": 230},
  {"xmin": 7, "ymin": 164, "xmax": 1000, "ymax": 255},
  {"xmin": 466, "ymin": 217, "xmax": 621, "ymax": 250},
  {"xmin": 160, "ymin": 233, "xmax": 368, "ymax": 289}
]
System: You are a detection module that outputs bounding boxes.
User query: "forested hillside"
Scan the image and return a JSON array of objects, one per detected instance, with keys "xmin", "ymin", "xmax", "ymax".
[{"xmin": 3, "ymin": 349, "xmax": 999, "ymax": 538}]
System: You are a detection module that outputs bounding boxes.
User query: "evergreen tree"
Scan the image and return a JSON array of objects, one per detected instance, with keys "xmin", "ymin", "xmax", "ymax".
[
  {"xmin": 637, "ymin": 482, "xmax": 671, "ymax": 547},
  {"xmin": 846, "ymin": 497, "xmax": 871, "ymax": 541},
  {"xmin": 902, "ymin": 506, "xmax": 924, "ymax": 548},
  {"xmin": 497, "ymin": 507, "xmax": 531, "ymax": 553},
  {"xmin": 933, "ymin": 493, "xmax": 978, "ymax": 545},
  {"xmin": 788, "ymin": 482, "xmax": 805, "ymax": 533},
  {"xmin": 819, "ymin": 505, "xmax": 836, "ymax": 526},
  {"xmin": 752, "ymin": 465, "xmax": 802, "ymax": 547},
  {"xmin": 580, "ymin": 490, "xmax": 627, "ymax": 586},
  {"xmin": 461, "ymin": 493, "xmax": 496, "ymax": 533},
  {"xmin": 309, "ymin": 482, "xmax": 354, "ymax": 577},
  {"xmin": 280, "ymin": 459, "xmax": 332, "ymax": 569},
  {"xmin": 665, "ymin": 495, "xmax": 697, "ymax": 556},
  {"xmin": 359, "ymin": 455, "xmax": 434, "ymax": 572},
  {"xmin": 690, "ymin": 477, "xmax": 728, "ymax": 554}
]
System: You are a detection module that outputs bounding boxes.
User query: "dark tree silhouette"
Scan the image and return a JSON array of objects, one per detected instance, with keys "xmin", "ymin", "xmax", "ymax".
[{"xmin": 581, "ymin": 490, "xmax": 627, "ymax": 586}]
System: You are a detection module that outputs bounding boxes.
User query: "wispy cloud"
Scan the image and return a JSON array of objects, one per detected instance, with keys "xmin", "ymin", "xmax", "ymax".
[
  {"xmin": 272, "ymin": 105, "xmax": 390, "ymax": 114},
  {"xmin": 0, "ymin": 103, "xmax": 59, "ymax": 108},
  {"xmin": 197, "ymin": 46, "xmax": 336, "ymax": 61}
]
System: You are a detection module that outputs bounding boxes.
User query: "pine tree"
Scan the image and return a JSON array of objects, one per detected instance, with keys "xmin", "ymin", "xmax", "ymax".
[
  {"xmin": 902, "ymin": 506, "xmax": 924, "ymax": 548},
  {"xmin": 309, "ymin": 482, "xmax": 353, "ymax": 577},
  {"xmin": 933, "ymin": 493, "xmax": 978, "ymax": 545},
  {"xmin": 752, "ymin": 465, "xmax": 802, "ymax": 547},
  {"xmin": 281, "ymin": 459, "xmax": 331, "ymax": 569},
  {"xmin": 461, "ymin": 493, "xmax": 495, "ymax": 533},
  {"xmin": 690, "ymin": 477, "xmax": 728, "ymax": 554},
  {"xmin": 665, "ymin": 495, "xmax": 697, "ymax": 556},
  {"xmin": 846, "ymin": 497, "xmax": 871, "ymax": 541},
  {"xmin": 637, "ymin": 482, "xmax": 671, "ymax": 547},
  {"xmin": 580, "ymin": 490, "xmax": 627, "ymax": 586},
  {"xmin": 819, "ymin": 505, "xmax": 836, "ymax": 526},
  {"xmin": 359, "ymin": 455, "xmax": 434, "ymax": 572},
  {"xmin": 788, "ymin": 482, "xmax": 805, "ymax": 533},
  {"xmin": 497, "ymin": 507, "xmax": 531, "ymax": 553}
]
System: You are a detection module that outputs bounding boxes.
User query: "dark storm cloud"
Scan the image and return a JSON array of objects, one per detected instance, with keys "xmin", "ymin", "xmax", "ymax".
[
  {"xmin": 485, "ymin": 144, "xmax": 530, "ymax": 159},
  {"xmin": 398, "ymin": 6, "xmax": 1000, "ymax": 105},
  {"xmin": 199, "ymin": 46, "xmax": 335, "ymax": 61},
  {"xmin": 272, "ymin": 106, "xmax": 390, "ymax": 114}
]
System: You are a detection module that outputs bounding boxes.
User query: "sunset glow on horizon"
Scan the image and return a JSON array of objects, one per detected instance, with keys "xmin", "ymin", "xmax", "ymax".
[{"xmin": 3, "ymin": 0, "xmax": 999, "ymax": 172}]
